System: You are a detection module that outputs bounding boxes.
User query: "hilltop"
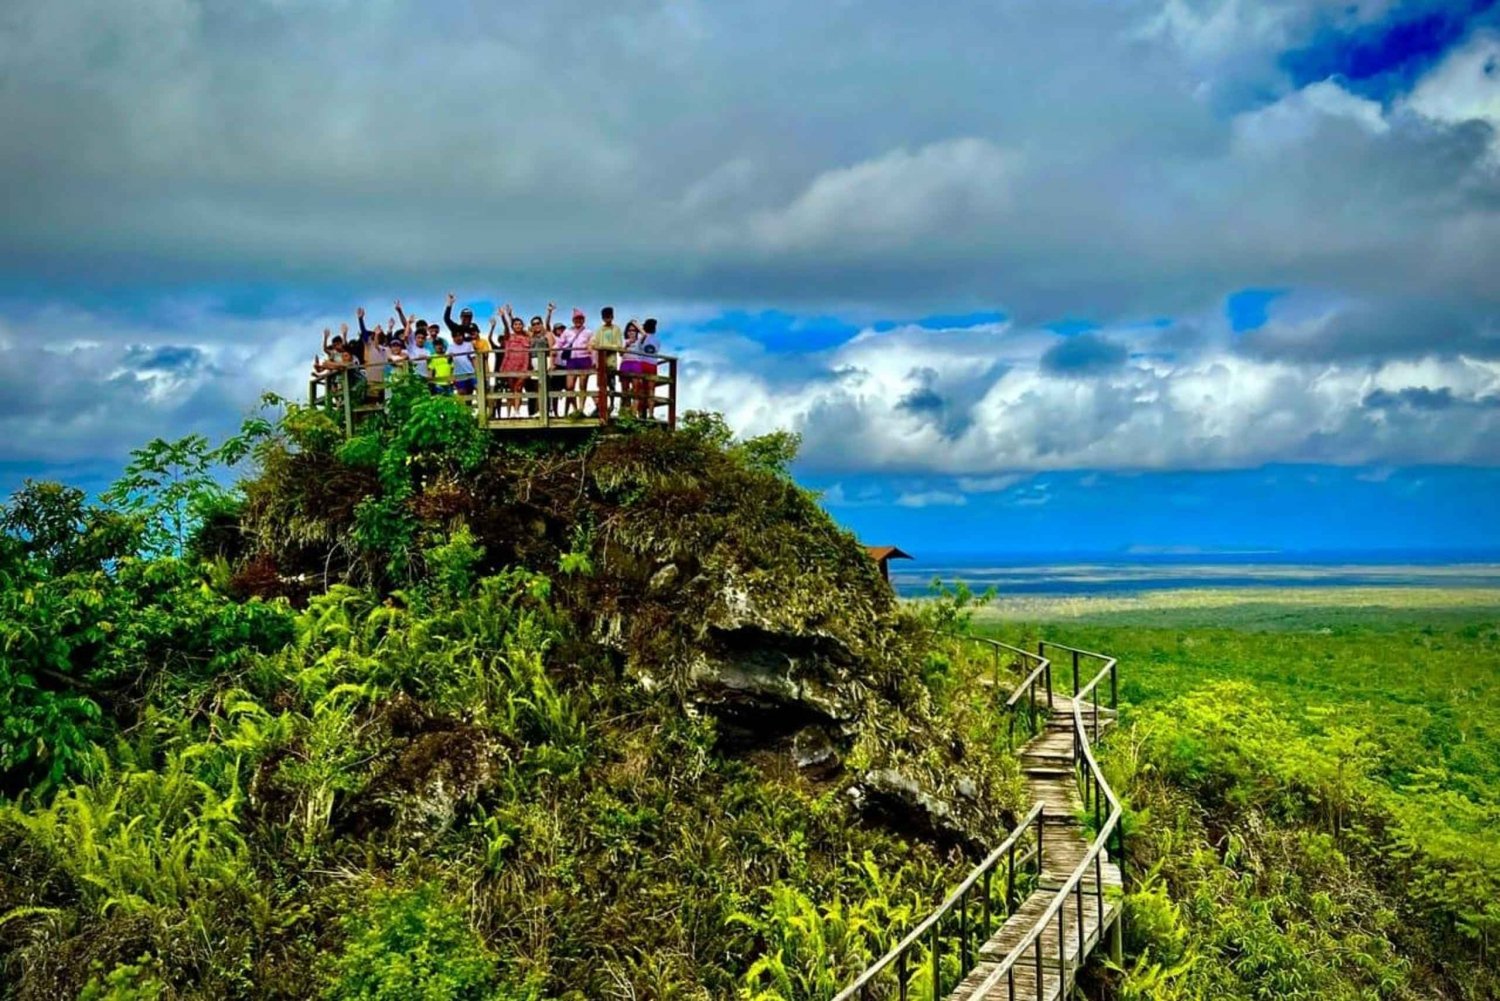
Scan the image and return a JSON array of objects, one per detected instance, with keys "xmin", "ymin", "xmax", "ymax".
[{"xmin": 0, "ymin": 383, "xmax": 1023, "ymax": 999}]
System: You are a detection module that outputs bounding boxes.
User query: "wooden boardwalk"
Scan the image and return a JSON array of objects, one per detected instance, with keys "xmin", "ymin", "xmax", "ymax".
[
  {"xmin": 833, "ymin": 642, "xmax": 1124, "ymax": 1001},
  {"xmin": 946, "ymin": 698, "xmax": 1122, "ymax": 1001}
]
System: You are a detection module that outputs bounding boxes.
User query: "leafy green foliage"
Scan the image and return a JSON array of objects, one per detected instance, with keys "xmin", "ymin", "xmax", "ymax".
[
  {"xmin": 321, "ymin": 882, "xmax": 508, "ymax": 1001},
  {"xmin": 77, "ymin": 954, "xmax": 168, "ymax": 1001},
  {"xmin": 0, "ymin": 483, "xmax": 295, "ymax": 793},
  {"xmin": 980, "ymin": 595, "xmax": 1500, "ymax": 999},
  {"xmin": 680, "ymin": 409, "xmax": 802, "ymax": 477},
  {"xmin": 101, "ymin": 435, "xmax": 226, "ymax": 558},
  {"xmin": 1, "ymin": 393, "xmax": 996, "ymax": 1001}
]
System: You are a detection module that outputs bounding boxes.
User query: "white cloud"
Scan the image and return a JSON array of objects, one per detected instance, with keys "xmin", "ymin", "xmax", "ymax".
[
  {"xmin": 1232, "ymin": 81, "xmax": 1389, "ymax": 152},
  {"xmin": 1405, "ymin": 32, "xmax": 1500, "ymax": 144},
  {"xmin": 683, "ymin": 314, "xmax": 1500, "ymax": 475},
  {"xmin": 955, "ymin": 474, "xmax": 1029, "ymax": 493},
  {"xmin": 894, "ymin": 490, "xmax": 969, "ymax": 508}
]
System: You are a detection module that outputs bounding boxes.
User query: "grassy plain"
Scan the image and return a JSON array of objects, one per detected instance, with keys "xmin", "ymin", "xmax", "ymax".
[
  {"xmin": 974, "ymin": 587, "xmax": 1500, "ymax": 789},
  {"xmin": 969, "ymin": 585, "xmax": 1500, "ymax": 999}
]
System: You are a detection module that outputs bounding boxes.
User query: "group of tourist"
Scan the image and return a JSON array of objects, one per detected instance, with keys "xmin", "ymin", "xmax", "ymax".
[{"xmin": 312, "ymin": 295, "xmax": 665, "ymax": 419}]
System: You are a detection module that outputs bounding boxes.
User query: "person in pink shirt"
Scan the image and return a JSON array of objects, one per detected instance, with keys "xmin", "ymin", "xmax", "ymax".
[{"xmin": 495, "ymin": 306, "xmax": 532, "ymax": 417}]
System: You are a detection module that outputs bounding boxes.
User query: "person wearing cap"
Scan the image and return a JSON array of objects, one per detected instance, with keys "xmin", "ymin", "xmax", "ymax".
[
  {"xmin": 428, "ymin": 337, "xmax": 454, "ymax": 394},
  {"xmin": 449, "ymin": 328, "xmax": 476, "ymax": 397},
  {"xmin": 561, "ymin": 308, "xmax": 593, "ymax": 416},
  {"xmin": 443, "ymin": 293, "xmax": 482, "ymax": 341}
]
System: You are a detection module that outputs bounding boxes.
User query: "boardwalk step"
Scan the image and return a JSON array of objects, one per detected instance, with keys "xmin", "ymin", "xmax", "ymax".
[{"xmin": 1021, "ymin": 758, "xmax": 1072, "ymax": 770}]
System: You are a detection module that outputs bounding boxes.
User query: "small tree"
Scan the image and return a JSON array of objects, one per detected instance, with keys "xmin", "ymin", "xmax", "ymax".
[{"xmin": 102, "ymin": 435, "xmax": 227, "ymax": 557}]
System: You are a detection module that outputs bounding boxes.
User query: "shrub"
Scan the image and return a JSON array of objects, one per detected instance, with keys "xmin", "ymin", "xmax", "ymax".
[{"xmin": 322, "ymin": 882, "xmax": 509, "ymax": 1001}]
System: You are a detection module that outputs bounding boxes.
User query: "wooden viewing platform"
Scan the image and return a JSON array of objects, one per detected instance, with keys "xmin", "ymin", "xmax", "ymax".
[
  {"xmin": 309, "ymin": 348, "xmax": 679, "ymax": 436},
  {"xmin": 835, "ymin": 641, "xmax": 1125, "ymax": 1001}
]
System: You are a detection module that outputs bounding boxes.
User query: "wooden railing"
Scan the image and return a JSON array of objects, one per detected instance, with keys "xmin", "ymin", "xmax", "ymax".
[
  {"xmin": 953, "ymin": 636, "xmax": 1053, "ymax": 749},
  {"xmin": 1042, "ymin": 642, "xmax": 1120, "ymax": 842},
  {"xmin": 955, "ymin": 643, "xmax": 1124, "ymax": 1001},
  {"xmin": 832, "ymin": 804, "xmax": 1046, "ymax": 1001},
  {"xmin": 308, "ymin": 347, "xmax": 678, "ymax": 435},
  {"xmin": 831, "ymin": 640, "xmax": 1052, "ymax": 1000},
  {"xmin": 834, "ymin": 638, "xmax": 1125, "ymax": 1001}
]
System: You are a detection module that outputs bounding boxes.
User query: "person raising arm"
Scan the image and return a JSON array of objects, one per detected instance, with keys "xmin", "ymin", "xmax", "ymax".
[{"xmin": 443, "ymin": 292, "xmax": 482, "ymax": 341}]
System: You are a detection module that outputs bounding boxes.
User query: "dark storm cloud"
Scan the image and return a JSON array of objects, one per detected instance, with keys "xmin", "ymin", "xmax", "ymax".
[
  {"xmin": 1238, "ymin": 297, "xmax": 1500, "ymax": 362},
  {"xmin": 0, "ymin": 0, "xmax": 1495, "ymax": 324},
  {"xmin": 1040, "ymin": 334, "xmax": 1130, "ymax": 375}
]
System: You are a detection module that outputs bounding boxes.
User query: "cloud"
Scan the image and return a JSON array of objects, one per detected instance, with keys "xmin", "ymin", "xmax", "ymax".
[
  {"xmin": 894, "ymin": 490, "xmax": 969, "ymax": 508},
  {"xmin": 955, "ymin": 474, "xmax": 1029, "ymax": 493},
  {"xmin": 0, "ymin": 0, "xmax": 1494, "ymax": 329},
  {"xmin": 681, "ymin": 313, "xmax": 1500, "ymax": 475},
  {"xmin": 1362, "ymin": 386, "xmax": 1457, "ymax": 410},
  {"xmin": 1404, "ymin": 31, "xmax": 1500, "ymax": 140},
  {"xmin": 0, "ymin": 0, "xmax": 1498, "ymax": 483},
  {"xmin": 1236, "ymin": 296, "xmax": 1500, "ymax": 362},
  {"xmin": 1040, "ymin": 334, "xmax": 1130, "ymax": 375},
  {"xmin": 742, "ymin": 138, "xmax": 1018, "ymax": 254},
  {"xmin": 0, "ymin": 305, "xmax": 324, "ymax": 464},
  {"xmin": 820, "ymin": 482, "xmax": 885, "ymax": 508},
  {"xmin": 1363, "ymin": 385, "xmax": 1500, "ymax": 410}
]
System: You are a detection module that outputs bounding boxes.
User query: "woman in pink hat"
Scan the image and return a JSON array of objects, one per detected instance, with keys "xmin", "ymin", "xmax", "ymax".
[{"xmin": 560, "ymin": 308, "xmax": 593, "ymax": 416}]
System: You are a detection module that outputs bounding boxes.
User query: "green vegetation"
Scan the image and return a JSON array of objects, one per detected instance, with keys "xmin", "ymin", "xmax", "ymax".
[
  {"xmin": 978, "ymin": 592, "xmax": 1500, "ymax": 1000},
  {"xmin": 4, "ymin": 372, "xmax": 1495, "ymax": 999},
  {"xmin": 0, "ymin": 386, "xmax": 1020, "ymax": 1000}
]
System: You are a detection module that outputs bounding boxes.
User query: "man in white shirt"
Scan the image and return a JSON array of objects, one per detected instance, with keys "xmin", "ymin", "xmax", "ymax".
[
  {"xmin": 449, "ymin": 330, "xmax": 476, "ymax": 396},
  {"xmin": 406, "ymin": 323, "xmax": 430, "ymax": 379}
]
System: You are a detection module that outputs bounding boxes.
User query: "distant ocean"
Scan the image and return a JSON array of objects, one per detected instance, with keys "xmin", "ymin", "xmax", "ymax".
[{"xmin": 890, "ymin": 551, "xmax": 1500, "ymax": 599}]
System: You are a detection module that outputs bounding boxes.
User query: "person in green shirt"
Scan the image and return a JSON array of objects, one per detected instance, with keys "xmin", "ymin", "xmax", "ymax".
[
  {"xmin": 428, "ymin": 338, "xmax": 455, "ymax": 395},
  {"xmin": 590, "ymin": 306, "xmax": 625, "ymax": 415}
]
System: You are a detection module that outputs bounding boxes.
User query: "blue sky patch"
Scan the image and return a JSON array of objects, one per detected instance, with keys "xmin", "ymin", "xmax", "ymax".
[
  {"xmin": 806, "ymin": 466, "xmax": 1500, "ymax": 556},
  {"xmin": 701, "ymin": 310, "xmax": 861, "ymax": 353},
  {"xmin": 1281, "ymin": 1, "xmax": 1498, "ymax": 99},
  {"xmin": 1225, "ymin": 288, "xmax": 1284, "ymax": 332}
]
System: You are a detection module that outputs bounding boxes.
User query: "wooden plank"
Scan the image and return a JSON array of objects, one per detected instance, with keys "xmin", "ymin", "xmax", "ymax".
[{"xmin": 948, "ymin": 887, "xmax": 1121, "ymax": 1000}]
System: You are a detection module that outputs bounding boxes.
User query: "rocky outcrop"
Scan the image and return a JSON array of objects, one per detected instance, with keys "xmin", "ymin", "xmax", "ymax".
[{"xmin": 850, "ymin": 767, "xmax": 987, "ymax": 851}]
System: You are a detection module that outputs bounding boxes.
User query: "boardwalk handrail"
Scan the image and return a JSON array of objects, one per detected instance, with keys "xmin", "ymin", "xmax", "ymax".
[
  {"xmin": 957, "ymin": 636, "xmax": 1053, "ymax": 749},
  {"xmin": 309, "ymin": 346, "xmax": 679, "ymax": 434},
  {"xmin": 955, "ymin": 644, "xmax": 1124, "ymax": 1001},
  {"xmin": 831, "ymin": 803, "xmax": 1045, "ymax": 1001},
  {"xmin": 830, "ymin": 638, "xmax": 1052, "ymax": 1000}
]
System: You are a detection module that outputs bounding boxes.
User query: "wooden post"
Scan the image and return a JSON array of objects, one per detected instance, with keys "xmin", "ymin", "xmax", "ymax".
[
  {"xmin": 538, "ymin": 350, "xmax": 550, "ymax": 426},
  {"xmin": 596, "ymin": 351, "xmax": 610, "ymax": 423},
  {"xmin": 339, "ymin": 369, "xmax": 354, "ymax": 435},
  {"xmin": 474, "ymin": 350, "xmax": 489, "ymax": 426},
  {"xmin": 1110, "ymin": 909, "xmax": 1124, "ymax": 965},
  {"xmin": 667, "ymin": 357, "xmax": 677, "ymax": 430}
]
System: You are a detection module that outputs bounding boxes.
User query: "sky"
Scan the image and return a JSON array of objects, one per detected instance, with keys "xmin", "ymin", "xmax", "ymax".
[{"xmin": 1, "ymin": 0, "xmax": 1498, "ymax": 557}]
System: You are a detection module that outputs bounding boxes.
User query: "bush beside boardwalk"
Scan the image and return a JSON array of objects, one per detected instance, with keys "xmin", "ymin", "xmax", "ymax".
[{"xmin": 979, "ymin": 592, "xmax": 1500, "ymax": 1000}]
